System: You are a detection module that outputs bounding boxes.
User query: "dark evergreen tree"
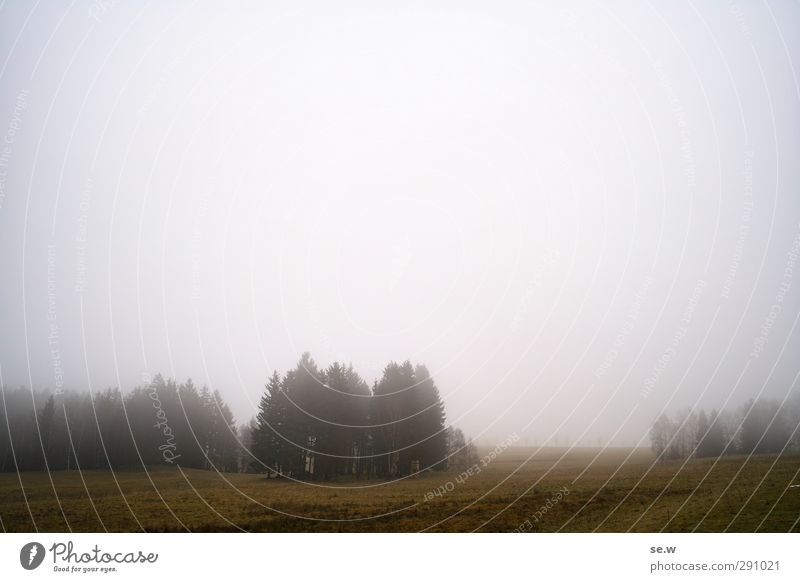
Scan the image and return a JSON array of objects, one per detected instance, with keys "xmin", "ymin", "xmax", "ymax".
[
  {"xmin": 371, "ymin": 361, "xmax": 447, "ymax": 477},
  {"xmin": 412, "ymin": 364, "xmax": 447, "ymax": 471},
  {"xmin": 371, "ymin": 362, "xmax": 410, "ymax": 477},
  {"xmin": 253, "ymin": 371, "xmax": 285, "ymax": 474},
  {"xmin": 319, "ymin": 362, "xmax": 370, "ymax": 478}
]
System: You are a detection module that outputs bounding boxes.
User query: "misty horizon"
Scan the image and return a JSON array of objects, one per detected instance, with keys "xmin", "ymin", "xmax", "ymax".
[{"xmin": 3, "ymin": 353, "xmax": 795, "ymax": 449}]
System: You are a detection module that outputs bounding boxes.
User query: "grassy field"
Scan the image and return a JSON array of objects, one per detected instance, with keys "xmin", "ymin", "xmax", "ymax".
[{"xmin": 1, "ymin": 447, "xmax": 798, "ymax": 532}]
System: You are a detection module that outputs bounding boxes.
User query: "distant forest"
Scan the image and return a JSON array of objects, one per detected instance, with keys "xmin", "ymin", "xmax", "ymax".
[
  {"xmin": 649, "ymin": 395, "xmax": 800, "ymax": 460},
  {"xmin": 0, "ymin": 375, "xmax": 240, "ymax": 473},
  {"xmin": 0, "ymin": 354, "xmax": 477, "ymax": 480}
]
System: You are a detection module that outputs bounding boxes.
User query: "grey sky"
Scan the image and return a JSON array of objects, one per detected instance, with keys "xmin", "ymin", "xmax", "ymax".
[{"xmin": 1, "ymin": 0, "xmax": 799, "ymax": 446}]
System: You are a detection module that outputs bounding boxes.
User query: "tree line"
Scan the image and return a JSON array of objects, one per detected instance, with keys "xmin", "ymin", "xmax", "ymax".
[
  {"xmin": 0, "ymin": 375, "xmax": 239, "ymax": 472},
  {"xmin": 1, "ymin": 354, "xmax": 473, "ymax": 480},
  {"xmin": 649, "ymin": 395, "xmax": 800, "ymax": 460}
]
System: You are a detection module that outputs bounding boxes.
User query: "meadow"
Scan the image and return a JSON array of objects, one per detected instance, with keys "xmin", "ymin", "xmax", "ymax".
[{"xmin": 1, "ymin": 447, "xmax": 798, "ymax": 533}]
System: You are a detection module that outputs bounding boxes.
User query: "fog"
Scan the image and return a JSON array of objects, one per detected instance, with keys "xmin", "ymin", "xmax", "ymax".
[{"xmin": 1, "ymin": 0, "xmax": 798, "ymax": 447}]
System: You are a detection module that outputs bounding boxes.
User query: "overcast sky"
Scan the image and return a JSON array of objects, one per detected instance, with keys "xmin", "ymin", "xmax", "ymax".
[{"xmin": 1, "ymin": 0, "xmax": 798, "ymax": 446}]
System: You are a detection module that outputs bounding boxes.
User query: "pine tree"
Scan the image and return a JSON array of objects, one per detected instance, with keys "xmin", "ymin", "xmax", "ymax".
[
  {"xmin": 412, "ymin": 364, "xmax": 447, "ymax": 471},
  {"xmin": 253, "ymin": 371, "xmax": 284, "ymax": 474},
  {"xmin": 372, "ymin": 362, "xmax": 407, "ymax": 477}
]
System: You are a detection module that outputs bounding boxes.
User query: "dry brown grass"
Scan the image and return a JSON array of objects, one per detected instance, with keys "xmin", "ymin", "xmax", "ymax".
[{"xmin": 1, "ymin": 447, "xmax": 798, "ymax": 532}]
